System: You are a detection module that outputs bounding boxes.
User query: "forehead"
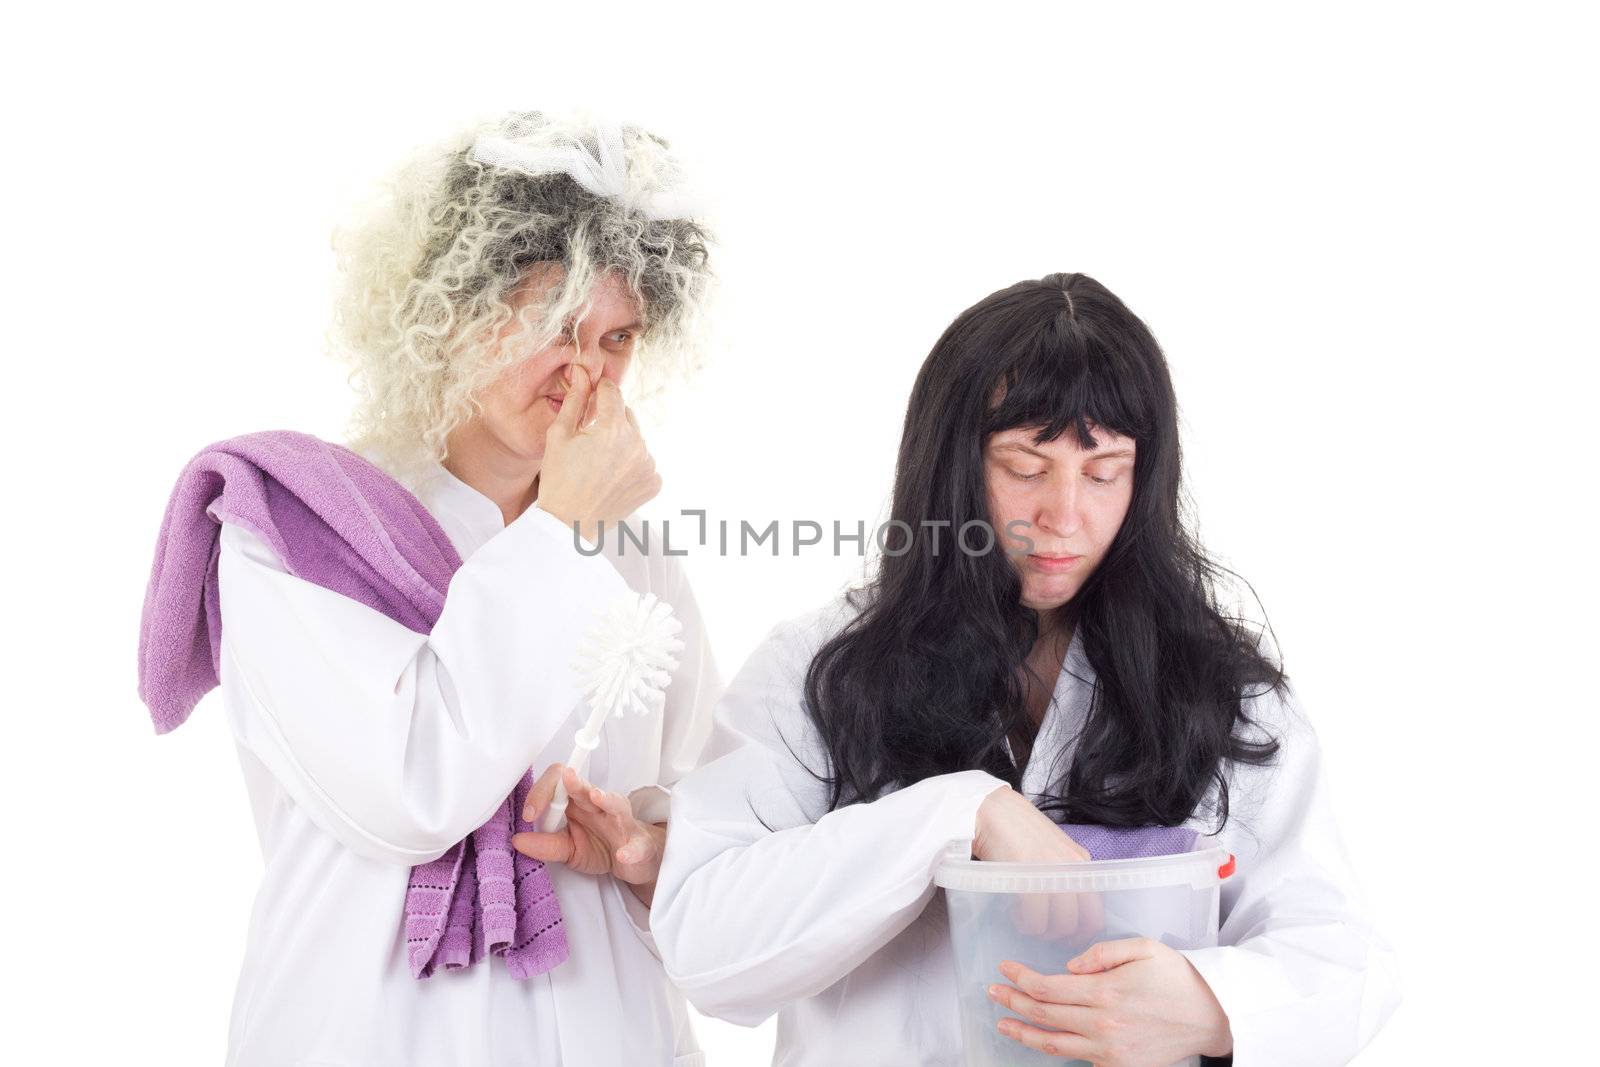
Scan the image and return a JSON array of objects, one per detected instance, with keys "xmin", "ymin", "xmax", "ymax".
[
  {"xmin": 511, "ymin": 262, "xmax": 642, "ymax": 321},
  {"xmin": 988, "ymin": 421, "xmax": 1137, "ymax": 458},
  {"xmin": 583, "ymin": 270, "xmax": 643, "ymax": 319}
]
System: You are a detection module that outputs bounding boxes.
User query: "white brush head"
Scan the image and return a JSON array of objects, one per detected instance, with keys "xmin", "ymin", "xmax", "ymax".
[{"xmin": 573, "ymin": 590, "xmax": 686, "ymax": 723}]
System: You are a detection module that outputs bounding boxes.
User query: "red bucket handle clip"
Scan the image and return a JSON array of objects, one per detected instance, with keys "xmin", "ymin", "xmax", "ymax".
[{"xmin": 1217, "ymin": 854, "xmax": 1236, "ymax": 880}]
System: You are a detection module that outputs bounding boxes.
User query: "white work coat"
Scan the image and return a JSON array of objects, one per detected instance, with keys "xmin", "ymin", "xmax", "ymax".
[
  {"xmin": 212, "ymin": 446, "xmax": 719, "ymax": 1066},
  {"xmin": 651, "ymin": 597, "xmax": 1403, "ymax": 1066}
]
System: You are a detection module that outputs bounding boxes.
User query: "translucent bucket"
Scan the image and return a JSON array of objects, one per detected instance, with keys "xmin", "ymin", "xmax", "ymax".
[{"xmin": 934, "ymin": 843, "xmax": 1235, "ymax": 1067}]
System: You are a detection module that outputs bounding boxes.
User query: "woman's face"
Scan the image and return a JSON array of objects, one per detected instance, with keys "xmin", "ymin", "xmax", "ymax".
[
  {"xmin": 983, "ymin": 420, "xmax": 1137, "ymax": 615},
  {"xmin": 470, "ymin": 263, "xmax": 643, "ymax": 468}
]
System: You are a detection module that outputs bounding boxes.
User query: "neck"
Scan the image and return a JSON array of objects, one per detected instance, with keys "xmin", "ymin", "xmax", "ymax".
[
  {"xmin": 441, "ymin": 429, "xmax": 540, "ymax": 528},
  {"xmin": 1033, "ymin": 605, "xmax": 1077, "ymax": 661},
  {"xmin": 1017, "ymin": 605, "xmax": 1076, "ymax": 731}
]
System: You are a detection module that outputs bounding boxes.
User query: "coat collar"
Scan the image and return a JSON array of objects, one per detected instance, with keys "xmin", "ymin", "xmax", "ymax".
[
  {"xmin": 1015, "ymin": 623, "xmax": 1096, "ymax": 797},
  {"xmin": 352, "ymin": 441, "xmax": 508, "ymax": 559}
]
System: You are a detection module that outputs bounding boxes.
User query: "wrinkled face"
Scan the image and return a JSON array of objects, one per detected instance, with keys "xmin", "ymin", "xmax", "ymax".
[
  {"xmin": 472, "ymin": 263, "xmax": 643, "ymax": 467},
  {"xmin": 983, "ymin": 420, "xmax": 1137, "ymax": 614}
]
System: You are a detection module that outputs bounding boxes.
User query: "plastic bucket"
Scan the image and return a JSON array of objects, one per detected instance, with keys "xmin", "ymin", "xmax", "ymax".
[{"xmin": 934, "ymin": 842, "xmax": 1235, "ymax": 1067}]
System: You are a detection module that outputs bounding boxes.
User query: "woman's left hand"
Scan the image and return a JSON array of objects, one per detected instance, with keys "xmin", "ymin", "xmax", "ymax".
[
  {"xmin": 511, "ymin": 764, "xmax": 666, "ymax": 903},
  {"xmin": 988, "ymin": 937, "xmax": 1233, "ymax": 1064}
]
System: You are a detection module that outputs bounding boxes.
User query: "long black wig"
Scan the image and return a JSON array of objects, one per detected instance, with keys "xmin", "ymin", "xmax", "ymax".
[{"xmin": 800, "ymin": 272, "xmax": 1286, "ymax": 831}]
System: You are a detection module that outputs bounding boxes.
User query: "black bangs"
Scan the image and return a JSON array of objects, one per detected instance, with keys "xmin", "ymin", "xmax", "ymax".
[{"xmin": 980, "ymin": 309, "xmax": 1154, "ymax": 450}]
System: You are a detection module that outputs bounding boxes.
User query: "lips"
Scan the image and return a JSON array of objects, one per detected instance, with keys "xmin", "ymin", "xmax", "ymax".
[{"xmin": 1027, "ymin": 553, "xmax": 1083, "ymax": 573}]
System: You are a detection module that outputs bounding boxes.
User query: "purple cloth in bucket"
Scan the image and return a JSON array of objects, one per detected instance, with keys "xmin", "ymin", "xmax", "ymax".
[
  {"xmin": 1059, "ymin": 823, "xmax": 1199, "ymax": 860},
  {"xmin": 136, "ymin": 429, "xmax": 570, "ymax": 980}
]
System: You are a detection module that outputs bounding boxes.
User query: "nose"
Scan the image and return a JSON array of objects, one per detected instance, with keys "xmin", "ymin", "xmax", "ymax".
[
  {"xmin": 565, "ymin": 341, "xmax": 604, "ymax": 378},
  {"xmin": 563, "ymin": 332, "xmax": 616, "ymax": 385},
  {"xmin": 1034, "ymin": 478, "xmax": 1084, "ymax": 540},
  {"xmin": 578, "ymin": 341, "xmax": 607, "ymax": 376}
]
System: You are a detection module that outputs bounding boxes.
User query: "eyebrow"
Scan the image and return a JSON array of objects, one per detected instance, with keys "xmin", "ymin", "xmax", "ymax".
[
  {"xmin": 993, "ymin": 442, "xmax": 1136, "ymax": 461},
  {"xmin": 558, "ymin": 318, "xmax": 644, "ymax": 335}
]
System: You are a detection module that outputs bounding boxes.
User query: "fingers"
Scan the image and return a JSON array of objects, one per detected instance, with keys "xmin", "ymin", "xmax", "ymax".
[
  {"xmin": 1042, "ymin": 889, "xmax": 1104, "ymax": 943},
  {"xmin": 1044, "ymin": 890, "xmax": 1080, "ymax": 941},
  {"xmin": 1067, "ymin": 936, "xmax": 1155, "ymax": 974},
  {"xmin": 552, "ymin": 364, "xmax": 592, "ymax": 435},
  {"xmin": 511, "ymin": 829, "xmax": 574, "ymax": 865},
  {"xmin": 560, "ymin": 767, "xmax": 631, "ymax": 827},
  {"xmin": 997, "ymin": 961, "xmax": 1098, "ymax": 1007},
  {"xmin": 988, "ymin": 980, "xmax": 1093, "ymax": 1036},
  {"xmin": 991, "ymin": 962, "xmax": 1099, "ymax": 1059},
  {"xmin": 552, "ymin": 767, "xmax": 658, "ymax": 875},
  {"xmin": 522, "ymin": 763, "xmax": 565, "ymax": 823},
  {"xmin": 590, "ymin": 375, "xmax": 623, "ymax": 430},
  {"xmin": 561, "ymin": 766, "xmax": 602, "ymax": 810},
  {"xmin": 565, "ymin": 788, "xmax": 607, "ymax": 822},
  {"xmin": 995, "ymin": 1015, "xmax": 1094, "ymax": 1060},
  {"xmin": 1013, "ymin": 892, "xmax": 1051, "ymax": 938},
  {"xmin": 560, "ymin": 766, "xmax": 618, "ymax": 809},
  {"xmin": 589, "ymin": 785, "xmax": 635, "ymax": 821},
  {"xmin": 615, "ymin": 824, "xmax": 658, "ymax": 866}
]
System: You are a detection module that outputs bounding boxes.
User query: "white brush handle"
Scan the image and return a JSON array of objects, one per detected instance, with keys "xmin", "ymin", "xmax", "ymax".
[{"xmin": 538, "ymin": 723, "xmax": 603, "ymax": 833}]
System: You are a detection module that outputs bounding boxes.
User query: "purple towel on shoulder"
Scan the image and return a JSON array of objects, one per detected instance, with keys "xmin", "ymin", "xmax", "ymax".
[
  {"xmin": 136, "ymin": 428, "xmax": 569, "ymax": 980},
  {"xmin": 1059, "ymin": 823, "xmax": 1199, "ymax": 860}
]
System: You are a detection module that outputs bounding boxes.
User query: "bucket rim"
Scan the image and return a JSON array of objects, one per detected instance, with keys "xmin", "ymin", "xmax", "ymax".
[{"xmin": 934, "ymin": 844, "xmax": 1233, "ymax": 893}]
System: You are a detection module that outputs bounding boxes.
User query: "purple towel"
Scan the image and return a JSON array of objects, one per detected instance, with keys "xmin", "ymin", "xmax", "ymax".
[
  {"xmin": 136, "ymin": 429, "xmax": 570, "ymax": 980},
  {"xmin": 1059, "ymin": 823, "xmax": 1199, "ymax": 860}
]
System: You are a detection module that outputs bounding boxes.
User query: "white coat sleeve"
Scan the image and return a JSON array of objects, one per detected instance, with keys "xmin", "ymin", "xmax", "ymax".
[
  {"xmin": 649, "ymin": 615, "xmax": 1012, "ymax": 1026},
  {"xmin": 214, "ymin": 504, "xmax": 632, "ymax": 866},
  {"xmin": 1176, "ymin": 684, "xmax": 1404, "ymax": 1065}
]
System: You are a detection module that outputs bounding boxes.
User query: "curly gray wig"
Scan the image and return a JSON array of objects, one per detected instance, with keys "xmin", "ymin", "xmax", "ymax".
[{"xmin": 326, "ymin": 109, "xmax": 715, "ymax": 487}]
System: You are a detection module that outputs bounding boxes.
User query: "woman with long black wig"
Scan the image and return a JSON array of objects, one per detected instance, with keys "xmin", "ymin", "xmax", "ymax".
[{"xmin": 650, "ymin": 273, "xmax": 1401, "ymax": 1065}]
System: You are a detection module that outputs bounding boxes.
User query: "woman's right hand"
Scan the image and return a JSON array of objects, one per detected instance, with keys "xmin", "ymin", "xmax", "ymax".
[
  {"xmin": 536, "ymin": 364, "xmax": 661, "ymax": 542},
  {"xmin": 513, "ymin": 764, "xmax": 667, "ymax": 900},
  {"xmin": 973, "ymin": 786, "xmax": 1104, "ymax": 940},
  {"xmin": 974, "ymin": 786, "xmax": 1089, "ymax": 864}
]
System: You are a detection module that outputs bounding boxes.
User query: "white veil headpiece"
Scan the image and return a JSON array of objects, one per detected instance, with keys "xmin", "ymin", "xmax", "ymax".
[{"xmin": 469, "ymin": 112, "xmax": 706, "ymax": 222}]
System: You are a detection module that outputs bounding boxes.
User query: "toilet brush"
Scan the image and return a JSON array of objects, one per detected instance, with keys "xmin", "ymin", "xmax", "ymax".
[{"xmin": 539, "ymin": 590, "xmax": 685, "ymax": 833}]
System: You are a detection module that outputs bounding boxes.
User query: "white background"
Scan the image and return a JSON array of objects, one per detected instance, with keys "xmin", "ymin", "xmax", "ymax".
[{"xmin": 4, "ymin": 1, "xmax": 1594, "ymax": 1063}]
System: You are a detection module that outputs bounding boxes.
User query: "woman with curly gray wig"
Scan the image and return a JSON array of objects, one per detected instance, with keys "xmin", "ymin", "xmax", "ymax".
[{"xmin": 136, "ymin": 110, "xmax": 721, "ymax": 1066}]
